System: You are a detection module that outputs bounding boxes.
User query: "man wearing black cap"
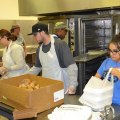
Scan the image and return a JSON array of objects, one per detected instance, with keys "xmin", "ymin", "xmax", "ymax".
[{"xmin": 28, "ymin": 22, "xmax": 78, "ymax": 94}]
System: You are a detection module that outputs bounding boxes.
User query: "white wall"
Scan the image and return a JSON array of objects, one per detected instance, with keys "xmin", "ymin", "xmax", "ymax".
[
  {"xmin": 0, "ymin": 0, "xmax": 19, "ymax": 19},
  {"xmin": 0, "ymin": 0, "xmax": 38, "ymax": 20},
  {"xmin": 0, "ymin": 20, "xmax": 38, "ymax": 48},
  {"xmin": 0, "ymin": 0, "xmax": 38, "ymax": 48},
  {"xmin": 0, "ymin": 20, "xmax": 16, "ymax": 30},
  {"xmin": 15, "ymin": 20, "xmax": 38, "ymax": 45},
  {"xmin": 0, "ymin": 20, "xmax": 16, "ymax": 48}
]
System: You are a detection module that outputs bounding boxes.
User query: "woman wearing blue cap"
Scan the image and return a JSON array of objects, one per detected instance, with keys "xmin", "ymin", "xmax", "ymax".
[{"xmin": 28, "ymin": 22, "xmax": 78, "ymax": 94}]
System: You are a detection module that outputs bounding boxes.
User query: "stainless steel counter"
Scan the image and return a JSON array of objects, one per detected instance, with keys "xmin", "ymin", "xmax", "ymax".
[
  {"xmin": 75, "ymin": 51, "xmax": 107, "ymax": 95},
  {"xmin": 74, "ymin": 51, "xmax": 107, "ymax": 63},
  {"xmin": 0, "ymin": 95, "xmax": 120, "ymax": 120},
  {"xmin": 36, "ymin": 95, "xmax": 120, "ymax": 120}
]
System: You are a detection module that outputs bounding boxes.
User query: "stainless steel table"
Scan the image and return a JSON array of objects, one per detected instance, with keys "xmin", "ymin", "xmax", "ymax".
[
  {"xmin": 0, "ymin": 95, "xmax": 120, "ymax": 120},
  {"xmin": 36, "ymin": 95, "xmax": 80, "ymax": 120},
  {"xmin": 36, "ymin": 95, "xmax": 120, "ymax": 120}
]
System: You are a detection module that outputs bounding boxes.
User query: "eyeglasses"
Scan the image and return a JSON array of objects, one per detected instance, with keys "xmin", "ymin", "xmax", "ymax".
[{"xmin": 108, "ymin": 48, "xmax": 120, "ymax": 55}]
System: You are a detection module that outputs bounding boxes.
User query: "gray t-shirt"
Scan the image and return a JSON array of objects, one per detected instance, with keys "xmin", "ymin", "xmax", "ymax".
[{"xmin": 35, "ymin": 38, "xmax": 75, "ymax": 68}]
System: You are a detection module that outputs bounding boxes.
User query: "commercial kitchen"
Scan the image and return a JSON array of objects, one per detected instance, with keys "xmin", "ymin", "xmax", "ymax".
[{"xmin": 0, "ymin": 0, "xmax": 120, "ymax": 120}]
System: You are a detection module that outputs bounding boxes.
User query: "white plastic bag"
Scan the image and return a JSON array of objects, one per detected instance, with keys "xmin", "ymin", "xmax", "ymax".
[
  {"xmin": 48, "ymin": 104, "xmax": 92, "ymax": 120},
  {"xmin": 79, "ymin": 68, "xmax": 114, "ymax": 111}
]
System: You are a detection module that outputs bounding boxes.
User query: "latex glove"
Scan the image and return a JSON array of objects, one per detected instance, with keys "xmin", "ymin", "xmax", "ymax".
[
  {"xmin": 65, "ymin": 85, "xmax": 76, "ymax": 95},
  {"xmin": 0, "ymin": 67, "xmax": 8, "ymax": 75}
]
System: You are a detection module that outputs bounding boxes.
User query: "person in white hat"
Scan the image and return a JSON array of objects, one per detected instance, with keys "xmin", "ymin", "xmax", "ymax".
[
  {"xmin": 53, "ymin": 22, "xmax": 69, "ymax": 40},
  {"xmin": 28, "ymin": 22, "xmax": 78, "ymax": 94},
  {"xmin": 10, "ymin": 24, "xmax": 26, "ymax": 55},
  {"xmin": 10, "ymin": 25, "xmax": 25, "ymax": 46}
]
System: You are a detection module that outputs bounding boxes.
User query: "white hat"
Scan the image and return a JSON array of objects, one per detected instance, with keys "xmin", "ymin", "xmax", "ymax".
[{"xmin": 11, "ymin": 24, "xmax": 20, "ymax": 29}]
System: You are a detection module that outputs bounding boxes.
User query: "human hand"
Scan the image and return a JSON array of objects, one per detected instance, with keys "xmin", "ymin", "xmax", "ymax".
[
  {"xmin": 0, "ymin": 67, "xmax": 8, "ymax": 75},
  {"xmin": 65, "ymin": 85, "xmax": 76, "ymax": 95},
  {"xmin": 111, "ymin": 68, "xmax": 120, "ymax": 79}
]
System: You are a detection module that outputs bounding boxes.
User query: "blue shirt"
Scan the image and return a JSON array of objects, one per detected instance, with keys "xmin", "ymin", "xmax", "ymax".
[{"xmin": 97, "ymin": 58, "xmax": 120, "ymax": 105}]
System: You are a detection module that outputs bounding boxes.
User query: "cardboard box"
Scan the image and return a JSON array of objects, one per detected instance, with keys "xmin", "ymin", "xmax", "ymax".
[{"xmin": 0, "ymin": 74, "xmax": 64, "ymax": 113}]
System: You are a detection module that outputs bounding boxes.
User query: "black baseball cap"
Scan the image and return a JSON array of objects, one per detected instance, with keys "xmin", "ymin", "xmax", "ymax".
[{"xmin": 28, "ymin": 23, "xmax": 48, "ymax": 35}]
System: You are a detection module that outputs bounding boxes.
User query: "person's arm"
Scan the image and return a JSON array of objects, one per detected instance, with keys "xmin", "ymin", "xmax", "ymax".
[
  {"xmin": 23, "ymin": 41, "xmax": 27, "ymax": 56},
  {"xmin": 28, "ymin": 47, "xmax": 42, "ymax": 75},
  {"xmin": 20, "ymin": 34, "xmax": 27, "ymax": 56},
  {"xmin": 95, "ymin": 59, "xmax": 109, "ymax": 79},
  {"xmin": 95, "ymin": 72, "xmax": 101, "ymax": 78},
  {"xmin": 6, "ymin": 45, "xmax": 26, "ymax": 70},
  {"xmin": 55, "ymin": 41, "xmax": 78, "ymax": 94},
  {"xmin": 66, "ymin": 63, "xmax": 78, "ymax": 94},
  {"xmin": 28, "ymin": 66, "xmax": 41, "ymax": 75}
]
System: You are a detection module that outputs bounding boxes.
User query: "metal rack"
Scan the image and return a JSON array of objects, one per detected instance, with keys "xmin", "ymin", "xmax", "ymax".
[{"xmin": 79, "ymin": 17, "xmax": 112, "ymax": 53}]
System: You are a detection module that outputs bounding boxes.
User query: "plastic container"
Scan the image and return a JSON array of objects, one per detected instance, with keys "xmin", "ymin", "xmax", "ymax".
[
  {"xmin": 83, "ymin": 76, "xmax": 113, "ymax": 98},
  {"xmin": 79, "ymin": 74, "xmax": 114, "ymax": 111},
  {"xmin": 48, "ymin": 104, "xmax": 92, "ymax": 120},
  {"xmin": 80, "ymin": 93, "xmax": 112, "ymax": 111}
]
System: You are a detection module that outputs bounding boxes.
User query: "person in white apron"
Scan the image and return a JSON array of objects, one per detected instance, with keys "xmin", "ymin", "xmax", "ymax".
[
  {"xmin": 39, "ymin": 36, "xmax": 70, "ymax": 90},
  {"xmin": 28, "ymin": 23, "xmax": 78, "ymax": 94},
  {"xmin": 0, "ymin": 29, "xmax": 29, "ymax": 79}
]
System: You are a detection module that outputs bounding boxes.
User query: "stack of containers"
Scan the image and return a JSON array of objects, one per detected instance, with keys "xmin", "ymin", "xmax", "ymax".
[{"xmin": 79, "ymin": 68, "xmax": 114, "ymax": 111}]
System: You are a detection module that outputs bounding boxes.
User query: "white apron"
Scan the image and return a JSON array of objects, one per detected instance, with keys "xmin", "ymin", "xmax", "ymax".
[
  {"xmin": 2, "ymin": 41, "xmax": 29, "ymax": 79},
  {"xmin": 39, "ymin": 35, "xmax": 69, "ymax": 91}
]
